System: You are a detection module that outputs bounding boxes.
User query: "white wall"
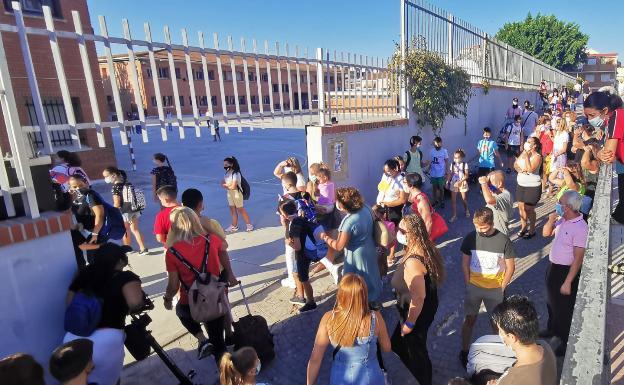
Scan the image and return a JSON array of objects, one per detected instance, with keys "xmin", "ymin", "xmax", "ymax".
[
  {"xmin": 307, "ymin": 86, "xmax": 539, "ymax": 204},
  {"xmin": 0, "ymin": 231, "xmax": 76, "ymax": 383}
]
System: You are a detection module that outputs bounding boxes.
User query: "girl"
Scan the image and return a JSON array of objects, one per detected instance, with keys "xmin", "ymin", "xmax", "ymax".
[
  {"xmin": 549, "ymin": 117, "xmax": 569, "ymax": 197},
  {"xmin": 219, "ymin": 347, "xmax": 266, "ymax": 385},
  {"xmin": 150, "ymin": 153, "xmax": 177, "ymax": 202},
  {"xmin": 446, "ymin": 149, "xmax": 470, "ymax": 222},
  {"xmin": 372, "ymin": 204, "xmax": 397, "ymax": 268},
  {"xmin": 549, "ymin": 160, "xmax": 586, "ymax": 201},
  {"xmin": 307, "ymin": 274, "xmax": 391, "ymax": 385},
  {"xmin": 102, "ymin": 167, "xmax": 148, "ymax": 254},
  {"xmin": 222, "ymin": 157, "xmax": 253, "ymax": 232},
  {"xmin": 50, "ymin": 150, "xmax": 90, "ymax": 192}
]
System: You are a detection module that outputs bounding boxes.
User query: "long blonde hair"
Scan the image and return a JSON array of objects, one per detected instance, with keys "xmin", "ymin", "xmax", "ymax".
[
  {"xmin": 327, "ymin": 273, "xmax": 370, "ymax": 347},
  {"xmin": 166, "ymin": 206, "xmax": 205, "ymax": 248},
  {"xmin": 402, "ymin": 214, "xmax": 446, "ymax": 285},
  {"xmin": 219, "ymin": 347, "xmax": 257, "ymax": 385}
]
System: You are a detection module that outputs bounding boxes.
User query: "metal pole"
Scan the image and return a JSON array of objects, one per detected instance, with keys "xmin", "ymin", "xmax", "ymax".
[
  {"xmin": 316, "ymin": 48, "xmax": 325, "ymax": 126},
  {"xmin": 481, "ymin": 33, "xmax": 488, "ymax": 79},
  {"xmin": 399, "ymin": 0, "xmax": 407, "ymax": 119},
  {"xmin": 127, "ymin": 130, "xmax": 136, "ymax": 171},
  {"xmin": 447, "ymin": 13, "xmax": 454, "ymax": 66}
]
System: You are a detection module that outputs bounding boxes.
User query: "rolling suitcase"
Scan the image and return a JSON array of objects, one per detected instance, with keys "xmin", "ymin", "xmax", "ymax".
[{"xmin": 232, "ymin": 282, "xmax": 275, "ymax": 365}]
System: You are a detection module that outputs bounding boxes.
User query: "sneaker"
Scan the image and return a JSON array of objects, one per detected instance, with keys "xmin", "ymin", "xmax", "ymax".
[
  {"xmin": 246, "ymin": 224, "xmax": 254, "ymax": 232},
  {"xmin": 197, "ymin": 340, "xmax": 214, "ymax": 360},
  {"xmin": 138, "ymin": 248, "xmax": 149, "ymax": 255},
  {"xmin": 449, "ymin": 215, "xmax": 457, "ymax": 223},
  {"xmin": 281, "ymin": 277, "xmax": 296, "ymax": 289},
  {"xmin": 299, "ymin": 302, "xmax": 317, "ymax": 313},
  {"xmin": 289, "ymin": 295, "xmax": 306, "ymax": 306},
  {"xmin": 225, "ymin": 225, "xmax": 239, "ymax": 233},
  {"xmin": 465, "ymin": 211, "xmax": 471, "ymax": 218},
  {"xmin": 459, "ymin": 350, "xmax": 468, "ymax": 369}
]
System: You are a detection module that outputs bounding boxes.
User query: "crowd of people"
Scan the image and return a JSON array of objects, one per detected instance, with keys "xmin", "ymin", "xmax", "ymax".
[{"xmin": 2, "ymin": 86, "xmax": 623, "ymax": 385}]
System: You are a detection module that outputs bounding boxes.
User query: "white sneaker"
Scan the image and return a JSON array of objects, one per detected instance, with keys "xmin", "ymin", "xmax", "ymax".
[
  {"xmin": 329, "ymin": 264, "xmax": 341, "ymax": 285},
  {"xmin": 225, "ymin": 225, "xmax": 239, "ymax": 233},
  {"xmin": 281, "ymin": 277, "xmax": 296, "ymax": 288},
  {"xmin": 246, "ymin": 224, "xmax": 254, "ymax": 232}
]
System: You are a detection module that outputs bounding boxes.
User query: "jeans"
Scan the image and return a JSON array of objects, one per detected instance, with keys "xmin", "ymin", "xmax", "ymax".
[{"xmin": 175, "ymin": 303, "xmax": 227, "ymax": 366}]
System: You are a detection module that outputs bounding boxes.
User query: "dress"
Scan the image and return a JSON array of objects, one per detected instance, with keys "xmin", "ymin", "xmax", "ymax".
[
  {"xmin": 338, "ymin": 207, "xmax": 382, "ymax": 303},
  {"xmin": 330, "ymin": 312, "xmax": 385, "ymax": 385}
]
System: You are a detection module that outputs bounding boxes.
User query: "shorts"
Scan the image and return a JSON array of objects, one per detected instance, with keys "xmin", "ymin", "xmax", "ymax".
[
  {"xmin": 226, "ymin": 189, "xmax": 244, "ymax": 208},
  {"xmin": 450, "ymin": 179, "xmax": 469, "ymax": 193},
  {"xmin": 122, "ymin": 211, "xmax": 141, "ymax": 223},
  {"xmin": 478, "ymin": 167, "xmax": 494, "ymax": 178},
  {"xmin": 464, "ymin": 283, "xmax": 504, "ymax": 316},
  {"xmin": 431, "ymin": 176, "xmax": 446, "ymax": 187},
  {"xmin": 295, "ymin": 250, "xmax": 313, "ymax": 282},
  {"xmin": 506, "ymin": 145, "xmax": 520, "ymax": 157},
  {"xmin": 516, "ymin": 185, "xmax": 542, "ymax": 206}
]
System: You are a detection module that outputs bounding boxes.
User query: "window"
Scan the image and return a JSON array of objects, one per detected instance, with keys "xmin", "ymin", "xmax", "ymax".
[
  {"xmin": 283, "ymin": 102, "xmax": 290, "ymax": 109},
  {"xmin": 211, "ymin": 96, "xmax": 218, "ymax": 106},
  {"xmin": 163, "ymin": 96, "xmax": 174, "ymax": 107},
  {"xmin": 274, "ymin": 103, "xmax": 281, "ymax": 110},
  {"xmin": 179, "ymin": 95, "xmax": 185, "ymax": 106},
  {"xmin": 208, "ymin": 70, "xmax": 215, "ymax": 80},
  {"xmin": 175, "ymin": 68, "xmax": 182, "ymax": 79},
  {"xmin": 282, "ymin": 84, "xmax": 289, "ymax": 92},
  {"xmin": 236, "ymin": 71, "xmax": 244, "ymax": 81},
  {"xmin": 586, "ymin": 58, "xmax": 597, "ymax": 66},
  {"xmin": 197, "ymin": 96, "xmax": 208, "ymax": 106},
  {"xmin": 248, "ymin": 73, "xmax": 256, "ymax": 81},
  {"xmin": 262, "ymin": 96, "xmax": 270, "ymax": 105},
  {"xmin": 4, "ymin": 0, "xmax": 61, "ymax": 17},
  {"xmin": 101, "ymin": 68, "xmax": 108, "ymax": 78},
  {"xmin": 150, "ymin": 96, "xmax": 157, "ymax": 107},
  {"xmin": 585, "ymin": 74, "xmax": 595, "ymax": 82},
  {"xmin": 225, "ymin": 71, "xmax": 233, "ymax": 81},
  {"xmin": 272, "ymin": 84, "xmax": 279, "ymax": 93},
  {"xmin": 261, "ymin": 73, "xmax": 269, "ymax": 82},
  {"xmin": 238, "ymin": 96, "xmax": 246, "ymax": 105},
  {"xmin": 145, "ymin": 68, "xmax": 152, "ymax": 79},
  {"xmin": 601, "ymin": 74, "xmax": 613, "ymax": 82},
  {"xmin": 106, "ymin": 95, "xmax": 113, "ymax": 103},
  {"xmin": 194, "ymin": 69, "xmax": 204, "ymax": 80},
  {"xmin": 225, "ymin": 96, "xmax": 236, "ymax": 106},
  {"xmin": 300, "ymin": 75, "xmax": 306, "ymax": 83},
  {"xmin": 158, "ymin": 67, "xmax": 170, "ymax": 79}
]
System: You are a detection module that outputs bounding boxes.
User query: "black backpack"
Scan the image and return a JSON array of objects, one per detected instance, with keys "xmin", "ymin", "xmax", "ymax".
[{"xmin": 238, "ymin": 173, "xmax": 251, "ymax": 200}]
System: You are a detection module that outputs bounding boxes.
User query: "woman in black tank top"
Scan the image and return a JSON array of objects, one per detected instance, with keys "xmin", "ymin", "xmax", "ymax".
[{"xmin": 391, "ymin": 214, "xmax": 445, "ymax": 385}]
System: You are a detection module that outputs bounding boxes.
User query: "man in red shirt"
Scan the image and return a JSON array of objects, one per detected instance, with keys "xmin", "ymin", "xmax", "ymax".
[{"xmin": 153, "ymin": 185, "xmax": 179, "ymax": 244}]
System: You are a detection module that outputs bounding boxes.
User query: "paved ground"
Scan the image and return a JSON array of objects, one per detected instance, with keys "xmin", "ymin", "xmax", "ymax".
[{"xmin": 109, "ymin": 127, "xmax": 561, "ymax": 384}]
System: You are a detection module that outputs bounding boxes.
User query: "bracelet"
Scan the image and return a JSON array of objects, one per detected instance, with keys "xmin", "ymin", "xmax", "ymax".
[
  {"xmin": 91, "ymin": 232, "xmax": 98, "ymax": 235},
  {"xmin": 403, "ymin": 321, "xmax": 415, "ymax": 329}
]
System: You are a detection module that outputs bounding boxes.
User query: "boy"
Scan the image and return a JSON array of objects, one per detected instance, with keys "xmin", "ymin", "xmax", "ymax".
[
  {"xmin": 404, "ymin": 135, "xmax": 424, "ymax": 179},
  {"xmin": 426, "ymin": 136, "xmax": 449, "ymax": 208},
  {"xmin": 477, "ymin": 127, "xmax": 504, "ymax": 177},
  {"xmin": 49, "ymin": 339, "xmax": 94, "ymax": 385},
  {"xmin": 153, "ymin": 185, "xmax": 179, "ymax": 244}
]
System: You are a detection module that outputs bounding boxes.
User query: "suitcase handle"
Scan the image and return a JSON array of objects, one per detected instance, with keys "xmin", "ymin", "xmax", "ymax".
[{"xmin": 236, "ymin": 280, "xmax": 252, "ymax": 316}]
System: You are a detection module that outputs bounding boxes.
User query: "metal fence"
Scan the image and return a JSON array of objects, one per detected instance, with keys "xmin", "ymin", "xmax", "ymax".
[{"xmin": 401, "ymin": 0, "xmax": 576, "ymax": 88}]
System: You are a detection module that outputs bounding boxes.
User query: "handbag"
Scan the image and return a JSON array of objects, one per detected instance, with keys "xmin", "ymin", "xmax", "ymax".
[{"xmin": 429, "ymin": 211, "xmax": 448, "ymax": 242}]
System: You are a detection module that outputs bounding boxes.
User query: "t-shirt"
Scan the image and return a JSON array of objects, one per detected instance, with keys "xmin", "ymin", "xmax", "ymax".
[
  {"xmin": 71, "ymin": 188, "xmax": 104, "ymax": 231},
  {"xmin": 282, "ymin": 168, "xmax": 306, "ymax": 193},
  {"xmin": 521, "ymin": 111, "xmax": 538, "ymax": 137},
  {"xmin": 478, "ymin": 139, "xmax": 498, "ymax": 168},
  {"xmin": 165, "ymin": 234, "xmax": 223, "ymax": 305},
  {"xmin": 607, "ymin": 109, "xmax": 624, "ymax": 164},
  {"xmin": 506, "ymin": 106, "xmax": 522, "ymax": 119},
  {"xmin": 224, "ymin": 170, "xmax": 241, "ymax": 187},
  {"xmin": 539, "ymin": 131, "xmax": 554, "ymax": 156},
  {"xmin": 460, "ymin": 230, "xmax": 516, "ymax": 289},
  {"xmin": 110, "ymin": 182, "xmax": 133, "ymax": 213},
  {"xmin": 376, "ymin": 173, "xmax": 405, "ymax": 204},
  {"xmin": 467, "ymin": 335, "xmax": 516, "ymax": 377},
  {"xmin": 549, "ymin": 215, "xmax": 588, "ymax": 266},
  {"xmin": 317, "ymin": 181, "xmax": 335, "ymax": 206},
  {"xmin": 200, "ymin": 216, "xmax": 227, "ymax": 241},
  {"xmin": 497, "ymin": 342, "xmax": 557, "ymax": 385},
  {"xmin": 429, "ymin": 148, "xmax": 449, "ymax": 178},
  {"xmin": 288, "ymin": 216, "xmax": 315, "ymax": 258},
  {"xmin": 150, "ymin": 166, "xmax": 177, "ymax": 190},
  {"xmin": 553, "ymin": 131, "xmax": 569, "ymax": 153},
  {"xmin": 50, "ymin": 164, "xmax": 90, "ymax": 192},
  {"xmin": 487, "ymin": 190, "xmax": 513, "ymax": 236},
  {"xmin": 507, "ymin": 124, "xmax": 523, "ymax": 146},
  {"xmin": 405, "ymin": 149, "xmax": 424, "ymax": 175},
  {"xmin": 69, "ymin": 270, "xmax": 141, "ymax": 329},
  {"xmin": 153, "ymin": 205, "xmax": 177, "ymax": 242}
]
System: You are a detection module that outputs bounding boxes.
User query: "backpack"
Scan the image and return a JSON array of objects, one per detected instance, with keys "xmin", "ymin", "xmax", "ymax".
[
  {"xmin": 64, "ymin": 291, "xmax": 102, "ymax": 337},
  {"xmin": 295, "ymin": 197, "xmax": 316, "ymax": 222},
  {"xmin": 122, "ymin": 183, "xmax": 146, "ymax": 212},
  {"xmin": 168, "ymin": 236, "xmax": 229, "ymax": 323},
  {"xmin": 238, "ymin": 173, "xmax": 251, "ymax": 200},
  {"xmin": 301, "ymin": 222, "xmax": 328, "ymax": 262},
  {"xmin": 87, "ymin": 191, "xmax": 125, "ymax": 241}
]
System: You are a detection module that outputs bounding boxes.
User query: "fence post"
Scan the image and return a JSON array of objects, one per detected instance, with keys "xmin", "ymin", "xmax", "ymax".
[
  {"xmin": 399, "ymin": 0, "xmax": 408, "ymax": 119},
  {"xmin": 447, "ymin": 13, "xmax": 454, "ymax": 66},
  {"xmin": 503, "ymin": 43, "xmax": 509, "ymax": 86},
  {"xmin": 519, "ymin": 51, "xmax": 524, "ymax": 87},
  {"xmin": 316, "ymin": 48, "xmax": 325, "ymax": 126},
  {"xmin": 481, "ymin": 33, "xmax": 488, "ymax": 79}
]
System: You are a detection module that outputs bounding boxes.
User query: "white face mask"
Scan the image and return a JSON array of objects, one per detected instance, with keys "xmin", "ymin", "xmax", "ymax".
[
  {"xmin": 523, "ymin": 142, "xmax": 532, "ymax": 151},
  {"xmin": 396, "ymin": 231, "xmax": 407, "ymax": 246},
  {"xmin": 255, "ymin": 360, "xmax": 261, "ymax": 375},
  {"xmin": 104, "ymin": 176, "xmax": 113, "ymax": 184},
  {"xmin": 309, "ymin": 174, "xmax": 318, "ymax": 183}
]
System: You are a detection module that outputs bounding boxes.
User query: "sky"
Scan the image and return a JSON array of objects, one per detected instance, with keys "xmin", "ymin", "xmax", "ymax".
[{"xmin": 87, "ymin": 0, "xmax": 622, "ymax": 60}]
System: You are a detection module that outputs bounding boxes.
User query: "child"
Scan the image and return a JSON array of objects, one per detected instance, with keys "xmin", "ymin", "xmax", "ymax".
[
  {"xmin": 49, "ymin": 339, "xmax": 94, "ymax": 385},
  {"xmin": 315, "ymin": 168, "xmax": 335, "ymax": 214},
  {"xmin": 477, "ymin": 127, "xmax": 503, "ymax": 177},
  {"xmin": 150, "ymin": 153, "xmax": 177, "ymax": 202},
  {"xmin": 504, "ymin": 115, "xmax": 524, "ymax": 173},
  {"xmin": 220, "ymin": 347, "xmax": 267, "ymax": 385},
  {"xmin": 447, "ymin": 149, "xmax": 470, "ymax": 222},
  {"xmin": 372, "ymin": 204, "xmax": 397, "ymax": 268},
  {"xmin": 426, "ymin": 136, "xmax": 449, "ymax": 208}
]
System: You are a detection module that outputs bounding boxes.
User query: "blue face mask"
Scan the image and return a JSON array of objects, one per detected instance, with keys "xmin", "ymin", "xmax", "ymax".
[
  {"xmin": 555, "ymin": 203, "xmax": 565, "ymax": 217},
  {"xmin": 488, "ymin": 184, "xmax": 498, "ymax": 193}
]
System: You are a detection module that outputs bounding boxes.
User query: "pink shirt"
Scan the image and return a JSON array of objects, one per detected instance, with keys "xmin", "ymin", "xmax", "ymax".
[
  {"xmin": 549, "ymin": 215, "xmax": 588, "ymax": 266},
  {"xmin": 317, "ymin": 181, "xmax": 335, "ymax": 206}
]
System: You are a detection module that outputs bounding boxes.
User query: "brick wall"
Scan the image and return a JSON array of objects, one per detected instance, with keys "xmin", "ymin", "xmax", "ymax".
[{"xmin": 0, "ymin": 210, "xmax": 71, "ymax": 246}]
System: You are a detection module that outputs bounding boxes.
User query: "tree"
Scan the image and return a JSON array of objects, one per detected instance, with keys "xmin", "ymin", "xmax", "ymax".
[
  {"xmin": 495, "ymin": 13, "xmax": 588, "ymax": 72},
  {"xmin": 389, "ymin": 42, "xmax": 472, "ymax": 133}
]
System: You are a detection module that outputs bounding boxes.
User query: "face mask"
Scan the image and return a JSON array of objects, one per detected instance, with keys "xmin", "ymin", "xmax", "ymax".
[
  {"xmin": 309, "ymin": 175, "xmax": 318, "ymax": 183},
  {"xmin": 565, "ymin": 118, "xmax": 572, "ymax": 124},
  {"xmin": 396, "ymin": 231, "xmax": 407, "ymax": 246},
  {"xmin": 523, "ymin": 142, "xmax": 532, "ymax": 151},
  {"xmin": 104, "ymin": 176, "xmax": 113, "ymax": 184},
  {"xmin": 434, "ymin": 145, "xmax": 441, "ymax": 150},
  {"xmin": 478, "ymin": 231, "xmax": 489, "ymax": 237},
  {"xmin": 255, "ymin": 360, "xmax": 262, "ymax": 375},
  {"xmin": 589, "ymin": 116, "xmax": 604, "ymax": 129},
  {"xmin": 555, "ymin": 203, "xmax": 565, "ymax": 217},
  {"xmin": 284, "ymin": 166, "xmax": 293, "ymax": 173},
  {"xmin": 512, "ymin": 104, "xmax": 518, "ymax": 108}
]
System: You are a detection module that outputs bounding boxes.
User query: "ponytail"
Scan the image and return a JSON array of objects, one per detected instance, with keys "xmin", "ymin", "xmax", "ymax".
[
  {"xmin": 218, "ymin": 347, "xmax": 258, "ymax": 385},
  {"xmin": 224, "ymin": 156, "xmax": 241, "ymax": 173},
  {"xmin": 219, "ymin": 353, "xmax": 241, "ymax": 385}
]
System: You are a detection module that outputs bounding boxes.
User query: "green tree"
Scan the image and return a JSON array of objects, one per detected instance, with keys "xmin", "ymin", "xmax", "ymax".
[{"xmin": 495, "ymin": 13, "xmax": 588, "ymax": 72}]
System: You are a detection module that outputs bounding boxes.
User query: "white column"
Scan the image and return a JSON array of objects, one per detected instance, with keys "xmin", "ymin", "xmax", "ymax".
[{"xmin": 316, "ymin": 48, "xmax": 325, "ymax": 126}]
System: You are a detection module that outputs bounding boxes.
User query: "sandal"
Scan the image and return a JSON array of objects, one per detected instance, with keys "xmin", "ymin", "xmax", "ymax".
[
  {"xmin": 523, "ymin": 232, "xmax": 536, "ymax": 239},
  {"xmin": 609, "ymin": 263, "xmax": 624, "ymax": 275},
  {"xmin": 517, "ymin": 229, "xmax": 528, "ymax": 238},
  {"xmin": 449, "ymin": 216, "xmax": 457, "ymax": 223}
]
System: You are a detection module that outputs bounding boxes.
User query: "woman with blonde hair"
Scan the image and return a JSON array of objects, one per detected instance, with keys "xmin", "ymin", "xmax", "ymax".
[
  {"xmin": 307, "ymin": 273, "xmax": 391, "ymax": 385},
  {"xmin": 162, "ymin": 206, "xmax": 229, "ymax": 365},
  {"xmin": 391, "ymin": 214, "xmax": 445, "ymax": 385},
  {"xmin": 219, "ymin": 347, "xmax": 266, "ymax": 385}
]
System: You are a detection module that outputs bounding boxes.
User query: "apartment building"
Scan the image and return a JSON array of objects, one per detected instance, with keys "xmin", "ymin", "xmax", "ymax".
[
  {"xmin": 0, "ymin": 0, "xmax": 116, "ymax": 177},
  {"xmin": 569, "ymin": 51, "xmax": 619, "ymax": 90}
]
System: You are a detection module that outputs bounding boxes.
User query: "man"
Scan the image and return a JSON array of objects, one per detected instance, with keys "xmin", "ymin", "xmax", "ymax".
[
  {"xmin": 49, "ymin": 339, "xmax": 94, "ymax": 385},
  {"xmin": 404, "ymin": 135, "xmax": 424, "ymax": 179},
  {"xmin": 153, "ymin": 185, "xmax": 179, "ymax": 244},
  {"xmin": 490, "ymin": 295, "xmax": 557, "ymax": 385},
  {"xmin": 459, "ymin": 207, "xmax": 516, "ymax": 368},
  {"xmin": 181, "ymin": 188, "xmax": 237, "ymax": 286},
  {"xmin": 477, "ymin": 127, "xmax": 504, "ymax": 177},
  {"xmin": 279, "ymin": 199, "xmax": 317, "ymax": 313},
  {"xmin": 541, "ymin": 190, "xmax": 588, "ymax": 356},
  {"xmin": 478, "ymin": 171, "xmax": 513, "ymax": 236}
]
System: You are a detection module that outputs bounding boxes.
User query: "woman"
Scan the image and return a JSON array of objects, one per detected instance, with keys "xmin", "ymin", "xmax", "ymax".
[
  {"xmin": 163, "ymin": 207, "xmax": 228, "ymax": 365},
  {"xmin": 320, "ymin": 187, "xmax": 382, "ymax": 306},
  {"xmin": 307, "ymin": 273, "xmax": 391, "ymax": 385},
  {"xmin": 404, "ymin": 173, "xmax": 434, "ymax": 237},
  {"xmin": 150, "ymin": 153, "xmax": 177, "ymax": 201},
  {"xmin": 220, "ymin": 347, "xmax": 267, "ymax": 385},
  {"xmin": 102, "ymin": 167, "xmax": 148, "ymax": 254},
  {"xmin": 391, "ymin": 215, "xmax": 444, "ymax": 385},
  {"xmin": 221, "ymin": 157, "xmax": 253, "ymax": 232},
  {"xmin": 549, "ymin": 160, "xmax": 586, "ymax": 201},
  {"xmin": 274, "ymin": 157, "xmax": 306, "ymax": 193},
  {"xmin": 69, "ymin": 174, "xmax": 106, "ymax": 268},
  {"xmin": 63, "ymin": 243, "xmax": 145, "ymax": 385},
  {"xmin": 514, "ymin": 137, "xmax": 542, "ymax": 239}
]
